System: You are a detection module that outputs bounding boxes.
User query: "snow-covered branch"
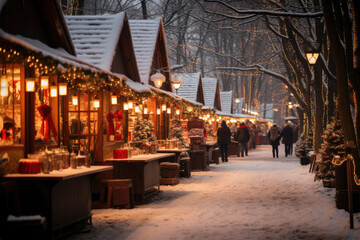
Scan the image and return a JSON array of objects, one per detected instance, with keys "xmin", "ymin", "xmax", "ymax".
[{"xmin": 202, "ymin": 0, "xmax": 323, "ymax": 18}]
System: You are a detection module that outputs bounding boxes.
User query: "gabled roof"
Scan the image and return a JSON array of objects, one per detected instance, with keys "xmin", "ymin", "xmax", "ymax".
[
  {"xmin": 65, "ymin": 13, "xmax": 125, "ymax": 71},
  {"xmin": 0, "ymin": 0, "xmax": 75, "ymax": 55},
  {"xmin": 129, "ymin": 19, "xmax": 160, "ymax": 84},
  {"xmin": 202, "ymin": 77, "xmax": 221, "ymax": 110},
  {"xmin": 176, "ymin": 73, "xmax": 204, "ymax": 104},
  {"xmin": 220, "ymin": 91, "xmax": 233, "ymax": 114},
  {"xmin": 129, "ymin": 19, "xmax": 171, "ymax": 91}
]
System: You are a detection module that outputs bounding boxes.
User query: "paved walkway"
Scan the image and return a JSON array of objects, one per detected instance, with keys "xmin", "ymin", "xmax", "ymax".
[{"xmin": 67, "ymin": 145, "xmax": 359, "ymax": 240}]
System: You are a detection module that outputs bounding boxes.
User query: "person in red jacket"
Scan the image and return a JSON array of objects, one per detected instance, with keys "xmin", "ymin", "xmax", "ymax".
[{"xmin": 237, "ymin": 122, "xmax": 250, "ymax": 157}]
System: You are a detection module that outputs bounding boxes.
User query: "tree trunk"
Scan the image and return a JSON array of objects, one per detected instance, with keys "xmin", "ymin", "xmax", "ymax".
[{"xmin": 141, "ymin": 0, "xmax": 148, "ymax": 19}]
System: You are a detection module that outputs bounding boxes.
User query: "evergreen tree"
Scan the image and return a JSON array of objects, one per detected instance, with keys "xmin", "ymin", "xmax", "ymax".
[
  {"xmin": 295, "ymin": 133, "xmax": 312, "ymax": 159},
  {"xmin": 314, "ymin": 117, "xmax": 345, "ymax": 181},
  {"xmin": 132, "ymin": 114, "xmax": 148, "ymax": 147},
  {"xmin": 169, "ymin": 116, "xmax": 184, "ymax": 145}
]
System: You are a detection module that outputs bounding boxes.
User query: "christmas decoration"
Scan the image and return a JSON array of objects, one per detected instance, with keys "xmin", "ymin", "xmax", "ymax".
[
  {"xmin": 107, "ymin": 113, "xmax": 115, "ymax": 136},
  {"xmin": 295, "ymin": 133, "xmax": 312, "ymax": 163},
  {"xmin": 314, "ymin": 117, "xmax": 345, "ymax": 181},
  {"xmin": 132, "ymin": 114, "xmax": 157, "ymax": 149},
  {"xmin": 37, "ymin": 104, "xmax": 57, "ymax": 142},
  {"xmin": 169, "ymin": 116, "xmax": 185, "ymax": 145},
  {"xmin": 205, "ymin": 122, "xmax": 215, "ymax": 138}
]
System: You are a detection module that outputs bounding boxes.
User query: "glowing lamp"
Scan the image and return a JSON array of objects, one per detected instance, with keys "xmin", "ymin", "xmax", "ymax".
[
  {"xmin": 187, "ymin": 106, "xmax": 193, "ymax": 112},
  {"xmin": 167, "ymin": 108, "xmax": 171, "ymax": 114},
  {"xmin": 72, "ymin": 96, "xmax": 78, "ymax": 105},
  {"xmin": 128, "ymin": 101, "xmax": 133, "ymax": 109},
  {"xmin": 157, "ymin": 108, "xmax": 161, "ymax": 115},
  {"xmin": 0, "ymin": 75, "xmax": 8, "ymax": 96},
  {"xmin": 171, "ymin": 74, "xmax": 182, "ymax": 92},
  {"xmin": 150, "ymin": 71, "xmax": 166, "ymax": 88},
  {"xmin": 176, "ymin": 109, "xmax": 180, "ymax": 115},
  {"xmin": 123, "ymin": 102, "xmax": 129, "ymax": 110},
  {"xmin": 50, "ymin": 82, "xmax": 57, "ymax": 97},
  {"xmin": 235, "ymin": 98, "xmax": 240, "ymax": 104},
  {"xmin": 59, "ymin": 83, "xmax": 67, "ymax": 96},
  {"xmin": 306, "ymin": 52, "xmax": 319, "ymax": 65},
  {"xmin": 0, "ymin": 87, "xmax": 7, "ymax": 96},
  {"xmin": 162, "ymin": 104, "xmax": 166, "ymax": 111},
  {"xmin": 93, "ymin": 97, "xmax": 100, "ymax": 108},
  {"xmin": 111, "ymin": 95, "xmax": 117, "ymax": 105},
  {"xmin": 135, "ymin": 105, "xmax": 140, "ymax": 113},
  {"xmin": 26, "ymin": 78, "xmax": 35, "ymax": 92},
  {"xmin": 144, "ymin": 107, "xmax": 148, "ymax": 114},
  {"xmin": 40, "ymin": 76, "xmax": 49, "ymax": 89}
]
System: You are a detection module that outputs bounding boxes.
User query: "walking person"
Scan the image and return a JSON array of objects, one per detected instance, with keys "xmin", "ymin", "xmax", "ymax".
[
  {"xmin": 281, "ymin": 123, "xmax": 294, "ymax": 157},
  {"xmin": 217, "ymin": 120, "xmax": 231, "ymax": 162},
  {"xmin": 268, "ymin": 124, "xmax": 281, "ymax": 158},
  {"xmin": 237, "ymin": 122, "xmax": 250, "ymax": 157}
]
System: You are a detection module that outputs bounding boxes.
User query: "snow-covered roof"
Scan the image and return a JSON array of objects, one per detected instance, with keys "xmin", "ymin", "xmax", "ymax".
[
  {"xmin": 202, "ymin": 77, "xmax": 218, "ymax": 108},
  {"xmin": 175, "ymin": 73, "xmax": 201, "ymax": 103},
  {"xmin": 129, "ymin": 19, "xmax": 161, "ymax": 84},
  {"xmin": 220, "ymin": 91, "xmax": 233, "ymax": 114},
  {"xmin": 0, "ymin": 29, "xmax": 120, "ymax": 77},
  {"xmin": 64, "ymin": 13, "xmax": 126, "ymax": 71},
  {"xmin": 149, "ymin": 85, "xmax": 202, "ymax": 106}
]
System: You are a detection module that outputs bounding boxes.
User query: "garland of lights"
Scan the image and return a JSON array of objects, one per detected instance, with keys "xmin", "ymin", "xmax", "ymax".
[{"xmin": 332, "ymin": 154, "xmax": 360, "ymax": 186}]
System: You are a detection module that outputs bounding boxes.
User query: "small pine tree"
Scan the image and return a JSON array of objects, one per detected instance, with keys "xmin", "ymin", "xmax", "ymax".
[
  {"xmin": 295, "ymin": 133, "xmax": 312, "ymax": 159},
  {"xmin": 169, "ymin": 116, "xmax": 184, "ymax": 145},
  {"xmin": 132, "ymin": 114, "xmax": 148, "ymax": 147},
  {"xmin": 314, "ymin": 117, "xmax": 345, "ymax": 181},
  {"xmin": 169, "ymin": 116, "xmax": 189, "ymax": 159}
]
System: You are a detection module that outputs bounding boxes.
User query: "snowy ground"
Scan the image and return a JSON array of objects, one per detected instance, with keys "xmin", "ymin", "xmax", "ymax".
[{"xmin": 66, "ymin": 145, "xmax": 360, "ymax": 240}]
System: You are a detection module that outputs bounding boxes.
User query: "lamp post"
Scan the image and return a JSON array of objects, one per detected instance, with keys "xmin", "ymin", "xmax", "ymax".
[
  {"xmin": 171, "ymin": 74, "xmax": 182, "ymax": 94},
  {"xmin": 234, "ymin": 98, "xmax": 240, "ymax": 113},
  {"xmin": 304, "ymin": 42, "xmax": 320, "ymax": 65}
]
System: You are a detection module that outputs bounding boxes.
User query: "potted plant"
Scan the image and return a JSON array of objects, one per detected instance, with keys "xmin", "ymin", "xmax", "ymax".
[{"xmin": 295, "ymin": 133, "xmax": 311, "ymax": 165}]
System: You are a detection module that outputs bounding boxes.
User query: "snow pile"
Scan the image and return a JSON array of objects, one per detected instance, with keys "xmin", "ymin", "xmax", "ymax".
[{"xmin": 65, "ymin": 145, "xmax": 360, "ymax": 240}]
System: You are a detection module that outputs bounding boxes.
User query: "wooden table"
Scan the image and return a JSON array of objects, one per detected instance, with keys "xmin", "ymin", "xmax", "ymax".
[
  {"xmin": 1, "ymin": 166, "xmax": 113, "ymax": 239},
  {"xmin": 157, "ymin": 148, "xmax": 190, "ymax": 163},
  {"xmin": 106, "ymin": 153, "xmax": 175, "ymax": 202}
]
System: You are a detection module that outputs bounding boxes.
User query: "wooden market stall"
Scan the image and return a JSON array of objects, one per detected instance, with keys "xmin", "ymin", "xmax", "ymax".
[
  {"xmin": 129, "ymin": 19, "xmax": 173, "ymax": 140},
  {"xmin": 65, "ymin": 12, "xmax": 142, "ymax": 162},
  {"xmin": 0, "ymin": 0, "xmax": 122, "ymax": 238}
]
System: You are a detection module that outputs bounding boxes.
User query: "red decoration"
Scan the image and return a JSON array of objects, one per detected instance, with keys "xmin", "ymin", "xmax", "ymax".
[
  {"xmin": 37, "ymin": 104, "xmax": 57, "ymax": 142},
  {"xmin": 114, "ymin": 110, "xmax": 123, "ymax": 132},
  {"xmin": 2, "ymin": 129, "xmax": 6, "ymax": 140},
  {"xmin": 107, "ymin": 113, "xmax": 115, "ymax": 136},
  {"xmin": 113, "ymin": 149, "xmax": 128, "ymax": 159},
  {"xmin": 18, "ymin": 160, "xmax": 41, "ymax": 174}
]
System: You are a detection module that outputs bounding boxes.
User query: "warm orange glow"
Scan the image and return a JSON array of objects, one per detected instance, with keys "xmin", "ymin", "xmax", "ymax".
[
  {"xmin": 157, "ymin": 108, "xmax": 161, "ymax": 115},
  {"xmin": 162, "ymin": 104, "xmax": 166, "ymax": 111},
  {"xmin": 72, "ymin": 96, "xmax": 78, "ymax": 105},
  {"xmin": 123, "ymin": 102, "xmax": 129, "ymax": 110},
  {"xmin": 59, "ymin": 83, "xmax": 67, "ymax": 96},
  {"xmin": 93, "ymin": 98, "xmax": 100, "ymax": 108},
  {"xmin": 306, "ymin": 52, "xmax": 319, "ymax": 65},
  {"xmin": 26, "ymin": 78, "xmax": 35, "ymax": 92},
  {"xmin": 50, "ymin": 85, "xmax": 57, "ymax": 97},
  {"xmin": 111, "ymin": 95, "xmax": 117, "ymax": 105}
]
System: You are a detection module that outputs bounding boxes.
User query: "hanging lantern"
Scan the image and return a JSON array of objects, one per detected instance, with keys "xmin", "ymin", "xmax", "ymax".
[
  {"xmin": 123, "ymin": 102, "xmax": 129, "ymax": 110},
  {"xmin": 176, "ymin": 109, "xmax": 180, "ymax": 115},
  {"xmin": 187, "ymin": 106, "xmax": 193, "ymax": 112},
  {"xmin": 150, "ymin": 71, "xmax": 166, "ymax": 88},
  {"xmin": 111, "ymin": 95, "xmax": 117, "ymax": 105},
  {"xmin": 161, "ymin": 104, "xmax": 167, "ymax": 111},
  {"xmin": 72, "ymin": 96, "xmax": 78, "ymax": 105},
  {"xmin": 167, "ymin": 108, "xmax": 171, "ymax": 114},
  {"xmin": 40, "ymin": 76, "xmax": 49, "ymax": 89},
  {"xmin": 93, "ymin": 97, "xmax": 100, "ymax": 108},
  {"xmin": 59, "ymin": 82, "xmax": 67, "ymax": 96},
  {"xmin": 0, "ymin": 75, "xmax": 8, "ymax": 96},
  {"xmin": 305, "ymin": 52, "xmax": 319, "ymax": 65},
  {"xmin": 157, "ymin": 108, "xmax": 161, "ymax": 115},
  {"xmin": 144, "ymin": 107, "xmax": 148, "ymax": 114},
  {"xmin": 25, "ymin": 78, "xmax": 35, "ymax": 92},
  {"xmin": 128, "ymin": 101, "xmax": 133, "ymax": 109},
  {"xmin": 50, "ymin": 82, "xmax": 57, "ymax": 97},
  {"xmin": 171, "ymin": 74, "xmax": 182, "ymax": 93},
  {"xmin": 135, "ymin": 105, "xmax": 140, "ymax": 113}
]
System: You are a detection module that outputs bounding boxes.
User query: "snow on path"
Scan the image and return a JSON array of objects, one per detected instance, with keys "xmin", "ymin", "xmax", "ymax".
[{"xmin": 67, "ymin": 145, "xmax": 360, "ymax": 240}]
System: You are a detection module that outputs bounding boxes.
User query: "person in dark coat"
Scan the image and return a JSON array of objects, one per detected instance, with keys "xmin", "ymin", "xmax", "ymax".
[
  {"xmin": 237, "ymin": 122, "xmax": 250, "ymax": 157},
  {"xmin": 268, "ymin": 124, "xmax": 281, "ymax": 158},
  {"xmin": 281, "ymin": 123, "xmax": 294, "ymax": 157},
  {"xmin": 217, "ymin": 120, "xmax": 231, "ymax": 162}
]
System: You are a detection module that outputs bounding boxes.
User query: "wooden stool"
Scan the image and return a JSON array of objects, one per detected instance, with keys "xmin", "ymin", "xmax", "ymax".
[
  {"xmin": 179, "ymin": 158, "xmax": 191, "ymax": 178},
  {"xmin": 100, "ymin": 179, "xmax": 135, "ymax": 209},
  {"xmin": 160, "ymin": 162, "xmax": 180, "ymax": 185}
]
